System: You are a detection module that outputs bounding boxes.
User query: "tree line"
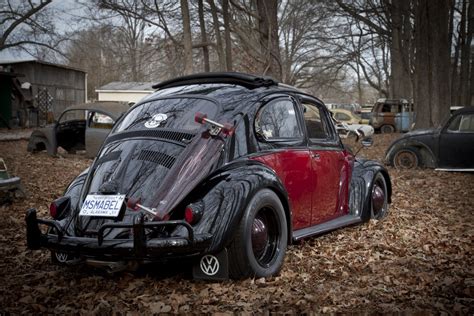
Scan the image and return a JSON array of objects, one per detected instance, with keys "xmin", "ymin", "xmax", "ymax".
[{"xmin": 1, "ymin": 0, "xmax": 473, "ymax": 129}]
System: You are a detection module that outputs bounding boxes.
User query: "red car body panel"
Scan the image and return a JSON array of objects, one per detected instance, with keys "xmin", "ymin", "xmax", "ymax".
[
  {"xmin": 252, "ymin": 150, "xmax": 313, "ymax": 230},
  {"xmin": 252, "ymin": 148, "xmax": 354, "ymax": 230}
]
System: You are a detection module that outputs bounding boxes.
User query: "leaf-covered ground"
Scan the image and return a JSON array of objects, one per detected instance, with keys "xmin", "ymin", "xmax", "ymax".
[{"xmin": 0, "ymin": 135, "xmax": 473, "ymax": 314}]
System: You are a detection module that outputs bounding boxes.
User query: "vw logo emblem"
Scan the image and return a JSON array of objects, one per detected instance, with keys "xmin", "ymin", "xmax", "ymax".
[
  {"xmin": 200, "ymin": 255, "xmax": 220, "ymax": 276},
  {"xmin": 145, "ymin": 113, "xmax": 168, "ymax": 128},
  {"xmin": 55, "ymin": 252, "xmax": 69, "ymax": 263}
]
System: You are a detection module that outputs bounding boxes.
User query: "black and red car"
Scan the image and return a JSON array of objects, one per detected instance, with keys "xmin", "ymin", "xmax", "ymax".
[{"xmin": 26, "ymin": 73, "xmax": 391, "ymax": 280}]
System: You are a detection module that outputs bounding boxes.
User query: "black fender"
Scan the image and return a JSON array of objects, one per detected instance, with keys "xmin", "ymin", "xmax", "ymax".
[
  {"xmin": 184, "ymin": 159, "xmax": 291, "ymax": 254},
  {"xmin": 349, "ymin": 158, "xmax": 392, "ymax": 221},
  {"xmin": 27, "ymin": 130, "xmax": 57, "ymax": 156},
  {"xmin": 385, "ymin": 139, "xmax": 436, "ymax": 168}
]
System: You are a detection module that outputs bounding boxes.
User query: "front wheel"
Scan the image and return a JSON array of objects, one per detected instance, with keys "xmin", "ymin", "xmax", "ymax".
[
  {"xmin": 228, "ymin": 189, "xmax": 287, "ymax": 279},
  {"xmin": 371, "ymin": 172, "xmax": 389, "ymax": 220},
  {"xmin": 392, "ymin": 147, "xmax": 421, "ymax": 169}
]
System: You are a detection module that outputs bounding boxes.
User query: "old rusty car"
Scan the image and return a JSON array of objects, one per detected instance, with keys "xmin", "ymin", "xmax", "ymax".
[
  {"xmin": 27, "ymin": 102, "xmax": 129, "ymax": 158},
  {"xmin": 26, "ymin": 73, "xmax": 391, "ymax": 280},
  {"xmin": 385, "ymin": 107, "xmax": 474, "ymax": 171}
]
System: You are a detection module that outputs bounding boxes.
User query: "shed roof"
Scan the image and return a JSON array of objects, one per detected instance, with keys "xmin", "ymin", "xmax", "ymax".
[
  {"xmin": 97, "ymin": 81, "xmax": 155, "ymax": 91},
  {"xmin": 0, "ymin": 58, "xmax": 86, "ymax": 73}
]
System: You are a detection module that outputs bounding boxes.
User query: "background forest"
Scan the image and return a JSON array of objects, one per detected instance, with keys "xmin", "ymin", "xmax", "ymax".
[{"xmin": 1, "ymin": 0, "xmax": 473, "ymax": 129}]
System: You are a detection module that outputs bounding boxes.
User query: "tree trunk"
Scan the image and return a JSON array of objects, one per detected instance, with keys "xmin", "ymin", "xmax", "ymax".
[
  {"xmin": 414, "ymin": 0, "xmax": 451, "ymax": 129},
  {"xmin": 451, "ymin": 1, "xmax": 463, "ymax": 107},
  {"xmin": 222, "ymin": 0, "xmax": 233, "ymax": 71},
  {"xmin": 198, "ymin": 0, "xmax": 210, "ymax": 72},
  {"xmin": 208, "ymin": 0, "xmax": 226, "ymax": 71},
  {"xmin": 256, "ymin": 0, "xmax": 282, "ymax": 80},
  {"xmin": 460, "ymin": 0, "xmax": 473, "ymax": 106},
  {"xmin": 389, "ymin": 0, "xmax": 412, "ymax": 100},
  {"xmin": 180, "ymin": 0, "xmax": 193, "ymax": 75}
]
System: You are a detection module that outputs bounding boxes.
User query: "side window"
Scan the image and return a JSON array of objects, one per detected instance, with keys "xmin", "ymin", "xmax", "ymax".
[
  {"xmin": 255, "ymin": 99, "xmax": 302, "ymax": 140},
  {"xmin": 89, "ymin": 112, "xmax": 115, "ymax": 129},
  {"xmin": 448, "ymin": 114, "xmax": 474, "ymax": 132},
  {"xmin": 303, "ymin": 103, "xmax": 330, "ymax": 140},
  {"xmin": 335, "ymin": 112, "xmax": 350, "ymax": 121},
  {"xmin": 459, "ymin": 115, "xmax": 474, "ymax": 132},
  {"xmin": 59, "ymin": 110, "xmax": 86, "ymax": 123},
  {"xmin": 381, "ymin": 104, "xmax": 391, "ymax": 113}
]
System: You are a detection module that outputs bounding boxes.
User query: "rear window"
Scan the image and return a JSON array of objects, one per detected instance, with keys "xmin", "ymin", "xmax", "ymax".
[{"xmin": 113, "ymin": 97, "xmax": 219, "ymax": 133}]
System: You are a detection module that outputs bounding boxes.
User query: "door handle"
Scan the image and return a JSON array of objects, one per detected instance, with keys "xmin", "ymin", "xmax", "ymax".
[{"xmin": 311, "ymin": 153, "xmax": 320, "ymax": 159}]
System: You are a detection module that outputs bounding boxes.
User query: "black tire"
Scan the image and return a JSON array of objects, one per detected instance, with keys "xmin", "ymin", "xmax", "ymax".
[
  {"xmin": 370, "ymin": 172, "xmax": 389, "ymax": 220},
  {"xmin": 380, "ymin": 124, "xmax": 395, "ymax": 133},
  {"xmin": 392, "ymin": 147, "xmax": 421, "ymax": 169},
  {"xmin": 228, "ymin": 189, "xmax": 288, "ymax": 279}
]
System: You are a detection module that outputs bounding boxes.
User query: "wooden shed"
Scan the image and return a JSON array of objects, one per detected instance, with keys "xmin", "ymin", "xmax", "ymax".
[{"xmin": 0, "ymin": 59, "xmax": 86, "ymax": 127}]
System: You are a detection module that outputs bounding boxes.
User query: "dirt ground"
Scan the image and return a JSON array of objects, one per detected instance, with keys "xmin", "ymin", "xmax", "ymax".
[{"xmin": 0, "ymin": 134, "xmax": 473, "ymax": 314}]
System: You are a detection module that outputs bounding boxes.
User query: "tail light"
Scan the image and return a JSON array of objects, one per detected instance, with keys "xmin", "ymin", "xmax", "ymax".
[
  {"xmin": 49, "ymin": 203, "xmax": 57, "ymax": 219},
  {"xmin": 49, "ymin": 196, "xmax": 71, "ymax": 220},
  {"xmin": 184, "ymin": 202, "xmax": 204, "ymax": 224}
]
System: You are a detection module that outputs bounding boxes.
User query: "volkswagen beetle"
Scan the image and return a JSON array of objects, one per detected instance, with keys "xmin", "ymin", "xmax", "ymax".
[
  {"xmin": 385, "ymin": 107, "xmax": 474, "ymax": 171},
  {"xmin": 26, "ymin": 73, "xmax": 391, "ymax": 280}
]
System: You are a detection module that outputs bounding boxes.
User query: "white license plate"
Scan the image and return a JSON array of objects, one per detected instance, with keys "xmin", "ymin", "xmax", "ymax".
[{"xmin": 79, "ymin": 194, "xmax": 126, "ymax": 217}]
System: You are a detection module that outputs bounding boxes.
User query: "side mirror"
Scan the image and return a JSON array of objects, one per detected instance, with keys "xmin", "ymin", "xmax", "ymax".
[{"xmin": 361, "ymin": 137, "xmax": 373, "ymax": 147}]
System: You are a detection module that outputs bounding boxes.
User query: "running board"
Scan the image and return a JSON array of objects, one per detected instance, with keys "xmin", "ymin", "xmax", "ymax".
[
  {"xmin": 435, "ymin": 168, "xmax": 474, "ymax": 172},
  {"xmin": 292, "ymin": 215, "xmax": 362, "ymax": 242}
]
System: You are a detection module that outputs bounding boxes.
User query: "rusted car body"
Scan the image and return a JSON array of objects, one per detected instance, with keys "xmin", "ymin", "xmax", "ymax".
[
  {"xmin": 26, "ymin": 73, "xmax": 392, "ymax": 280},
  {"xmin": 27, "ymin": 102, "xmax": 129, "ymax": 158},
  {"xmin": 370, "ymin": 99, "xmax": 414, "ymax": 133}
]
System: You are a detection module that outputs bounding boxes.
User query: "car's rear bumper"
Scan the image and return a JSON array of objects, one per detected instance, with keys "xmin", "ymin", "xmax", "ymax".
[{"xmin": 25, "ymin": 208, "xmax": 212, "ymax": 261}]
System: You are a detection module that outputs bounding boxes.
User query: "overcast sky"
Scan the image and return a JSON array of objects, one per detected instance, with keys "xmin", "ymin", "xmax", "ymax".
[{"xmin": 0, "ymin": 0, "xmax": 87, "ymax": 61}]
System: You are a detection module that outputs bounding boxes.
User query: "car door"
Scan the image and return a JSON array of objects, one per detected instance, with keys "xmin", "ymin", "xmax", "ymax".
[
  {"xmin": 85, "ymin": 111, "xmax": 115, "ymax": 158},
  {"xmin": 252, "ymin": 97, "xmax": 313, "ymax": 230},
  {"xmin": 438, "ymin": 112, "xmax": 474, "ymax": 168},
  {"xmin": 301, "ymin": 100, "xmax": 346, "ymax": 225}
]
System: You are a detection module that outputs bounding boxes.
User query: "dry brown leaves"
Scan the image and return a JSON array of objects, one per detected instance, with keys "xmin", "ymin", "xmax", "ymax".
[{"xmin": 0, "ymin": 135, "xmax": 473, "ymax": 314}]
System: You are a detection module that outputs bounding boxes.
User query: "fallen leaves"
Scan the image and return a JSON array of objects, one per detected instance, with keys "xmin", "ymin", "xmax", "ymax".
[{"xmin": 0, "ymin": 136, "xmax": 473, "ymax": 314}]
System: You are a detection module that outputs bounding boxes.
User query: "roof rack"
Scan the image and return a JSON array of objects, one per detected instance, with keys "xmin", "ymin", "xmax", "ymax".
[{"xmin": 152, "ymin": 72, "xmax": 278, "ymax": 90}]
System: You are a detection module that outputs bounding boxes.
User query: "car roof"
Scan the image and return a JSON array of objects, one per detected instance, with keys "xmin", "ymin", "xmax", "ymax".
[
  {"xmin": 331, "ymin": 108, "xmax": 353, "ymax": 115},
  {"xmin": 64, "ymin": 102, "xmax": 130, "ymax": 120},
  {"xmin": 142, "ymin": 72, "xmax": 321, "ymax": 116},
  {"xmin": 452, "ymin": 106, "xmax": 474, "ymax": 116}
]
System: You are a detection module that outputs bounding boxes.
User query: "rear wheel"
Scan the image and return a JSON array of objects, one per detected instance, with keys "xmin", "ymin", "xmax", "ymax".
[
  {"xmin": 371, "ymin": 172, "xmax": 389, "ymax": 220},
  {"xmin": 380, "ymin": 125, "xmax": 395, "ymax": 133},
  {"xmin": 393, "ymin": 147, "xmax": 420, "ymax": 169},
  {"xmin": 228, "ymin": 189, "xmax": 287, "ymax": 279}
]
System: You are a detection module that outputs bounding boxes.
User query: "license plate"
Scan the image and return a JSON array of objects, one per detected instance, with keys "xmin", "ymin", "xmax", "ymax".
[{"xmin": 79, "ymin": 194, "xmax": 126, "ymax": 217}]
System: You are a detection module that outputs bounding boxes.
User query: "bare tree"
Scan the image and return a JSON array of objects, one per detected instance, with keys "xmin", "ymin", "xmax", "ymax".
[
  {"xmin": 180, "ymin": 0, "xmax": 193, "ymax": 75},
  {"xmin": 198, "ymin": 0, "xmax": 210, "ymax": 72},
  {"xmin": 256, "ymin": 0, "xmax": 282, "ymax": 79},
  {"xmin": 413, "ymin": 0, "xmax": 451, "ymax": 128},
  {"xmin": 459, "ymin": 0, "xmax": 473, "ymax": 106},
  {"xmin": 222, "ymin": 0, "xmax": 233, "ymax": 71},
  {"xmin": 0, "ymin": 0, "xmax": 65, "ymax": 56}
]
